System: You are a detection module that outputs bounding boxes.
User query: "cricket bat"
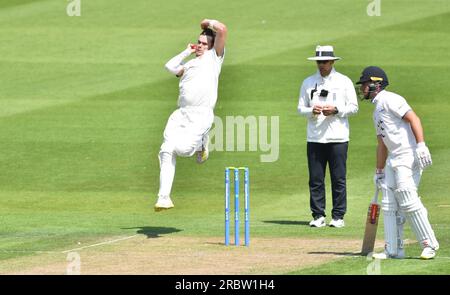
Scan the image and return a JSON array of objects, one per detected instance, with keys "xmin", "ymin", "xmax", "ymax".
[{"xmin": 361, "ymin": 187, "xmax": 381, "ymax": 255}]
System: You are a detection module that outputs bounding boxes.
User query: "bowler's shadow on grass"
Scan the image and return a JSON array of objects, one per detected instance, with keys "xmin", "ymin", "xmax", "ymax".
[
  {"xmin": 263, "ymin": 220, "xmax": 310, "ymax": 226},
  {"xmin": 122, "ymin": 226, "xmax": 182, "ymax": 238}
]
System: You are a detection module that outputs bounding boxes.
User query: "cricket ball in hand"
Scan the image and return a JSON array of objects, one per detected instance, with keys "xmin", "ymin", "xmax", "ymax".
[{"xmin": 190, "ymin": 44, "xmax": 197, "ymax": 49}]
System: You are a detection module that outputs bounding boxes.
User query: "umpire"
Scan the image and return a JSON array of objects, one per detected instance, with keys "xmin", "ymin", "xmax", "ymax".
[{"xmin": 297, "ymin": 45, "xmax": 358, "ymax": 228}]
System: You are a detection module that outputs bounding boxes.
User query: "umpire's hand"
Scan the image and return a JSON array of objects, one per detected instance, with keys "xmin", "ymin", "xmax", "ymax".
[
  {"xmin": 322, "ymin": 105, "xmax": 337, "ymax": 116},
  {"xmin": 312, "ymin": 104, "xmax": 323, "ymax": 115}
]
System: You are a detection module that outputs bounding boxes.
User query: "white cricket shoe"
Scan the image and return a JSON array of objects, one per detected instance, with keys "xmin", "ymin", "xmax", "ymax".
[
  {"xmin": 196, "ymin": 133, "xmax": 209, "ymax": 164},
  {"xmin": 420, "ymin": 247, "xmax": 436, "ymax": 260},
  {"xmin": 309, "ymin": 216, "xmax": 326, "ymax": 228},
  {"xmin": 154, "ymin": 195, "xmax": 174, "ymax": 212},
  {"xmin": 372, "ymin": 249, "xmax": 405, "ymax": 260},
  {"xmin": 329, "ymin": 219, "xmax": 345, "ymax": 228},
  {"xmin": 372, "ymin": 252, "xmax": 388, "ymax": 260}
]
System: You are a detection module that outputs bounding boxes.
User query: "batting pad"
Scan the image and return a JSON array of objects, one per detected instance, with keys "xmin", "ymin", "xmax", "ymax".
[
  {"xmin": 381, "ymin": 185, "xmax": 397, "ymax": 211},
  {"xmin": 383, "ymin": 210, "xmax": 399, "ymax": 255},
  {"xmin": 396, "ymin": 212, "xmax": 406, "ymax": 250},
  {"xmin": 396, "ymin": 188, "xmax": 439, "ymax": 249}
]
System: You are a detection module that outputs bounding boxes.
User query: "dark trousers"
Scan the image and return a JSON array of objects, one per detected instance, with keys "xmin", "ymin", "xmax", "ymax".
[{"xmin": 307, "ymin": 142, "xmax": 348, "ymax": 220}]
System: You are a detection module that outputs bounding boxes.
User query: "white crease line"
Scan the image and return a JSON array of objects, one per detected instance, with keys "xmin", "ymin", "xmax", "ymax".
[{"xmin": 61, "ymin": 234, "xmax": 139, "ymax": 254}]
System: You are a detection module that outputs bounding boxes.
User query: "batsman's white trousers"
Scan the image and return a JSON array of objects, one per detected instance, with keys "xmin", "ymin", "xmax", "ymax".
[
  {"xmin": 158, "ymin": 107, "xmax": 213, "ymax": 198},
  {"xmin": 382, "ymin": 153, "xmax": 439, "ymax": 251}
]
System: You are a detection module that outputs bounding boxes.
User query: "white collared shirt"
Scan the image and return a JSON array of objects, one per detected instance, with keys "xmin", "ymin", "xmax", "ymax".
[
  {"xmin": 372, "ymin": 90, "xmax": 416, "ymax": 156},
  {"xmin": 298, "ymin": 68, "xmax": 358, "ymax": 143},
  {"xmin": 178, "ymin": 48, "xmax": 224, "ymax": 109}
]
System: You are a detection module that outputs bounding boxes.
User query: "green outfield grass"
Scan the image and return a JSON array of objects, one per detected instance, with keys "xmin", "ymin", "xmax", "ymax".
[{"xmin": 0, "ymin": 0, "xmax": 449, "ymax": 274}]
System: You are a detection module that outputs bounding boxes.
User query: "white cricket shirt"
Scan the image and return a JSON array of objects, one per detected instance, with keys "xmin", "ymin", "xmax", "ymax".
[
  {"xmin": 178, "ymin": 48, "xmax": 224, "ymax": 109},
  {"xmin": 298, "ymin": 68, "xmax": 358, "ymax": 143},
  {"xmin": 372, "ymin": 90, "xmax": 416, "ymax": 156}
]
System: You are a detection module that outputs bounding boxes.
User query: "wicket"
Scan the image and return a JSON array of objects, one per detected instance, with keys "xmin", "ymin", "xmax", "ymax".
[{"xmin": 225, "ymin": 167, "xmax": 250, "ymax": 246}]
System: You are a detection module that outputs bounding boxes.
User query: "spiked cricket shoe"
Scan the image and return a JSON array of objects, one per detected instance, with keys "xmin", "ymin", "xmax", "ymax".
[
  {"xmin": 154, "ymin": 195, "xmax": 174, "ymax": 212},
  {"xmin": 196, "ymin": 134, "xmax": 209, "ymax": 164},
  {"xmin": 372, "ymin": 249, "xmax": 405, "ymax": 260},
  {"xmin": 420, "ymin": 247, "xmax": 436, "ymax": 260}
]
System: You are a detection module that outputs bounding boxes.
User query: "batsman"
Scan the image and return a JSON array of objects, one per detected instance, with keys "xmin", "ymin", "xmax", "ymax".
[
  {"xmin": 357, "ymin": 66, "xmax": 439, "ymax": 259},
  {"xmin": 155, "ymin": 19, "xmax": 227, "ymax": 211}
]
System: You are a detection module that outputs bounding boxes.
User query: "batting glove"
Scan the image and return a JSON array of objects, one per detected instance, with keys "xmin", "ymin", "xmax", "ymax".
[
  {"xmin": 415, "ymin": 142, "xmax": 432, "ymax": 169},
  {"xmin": 373, "ymin": 169, "xmax": 385, "ymax": 189}
]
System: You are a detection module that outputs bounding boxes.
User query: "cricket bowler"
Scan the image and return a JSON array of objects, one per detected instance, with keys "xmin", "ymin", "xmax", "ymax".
[
  {"xmin": 357, "ymin": 66, "xmax": 439, "ymax": 259},
  {"xmin": 155, "ymin": 19, "xmax": 227, "ymax": 211}
]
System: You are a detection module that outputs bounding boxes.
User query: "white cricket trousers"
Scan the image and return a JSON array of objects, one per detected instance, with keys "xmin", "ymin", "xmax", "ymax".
[{"xmin": 157, "ymin": 107, "xmax": 213, "ymax": 198}]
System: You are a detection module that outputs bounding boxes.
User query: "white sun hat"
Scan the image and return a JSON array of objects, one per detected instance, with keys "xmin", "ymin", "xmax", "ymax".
[{"xmin": 307, "ymin": 45, "xmax": 341, "ymax": 61}]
